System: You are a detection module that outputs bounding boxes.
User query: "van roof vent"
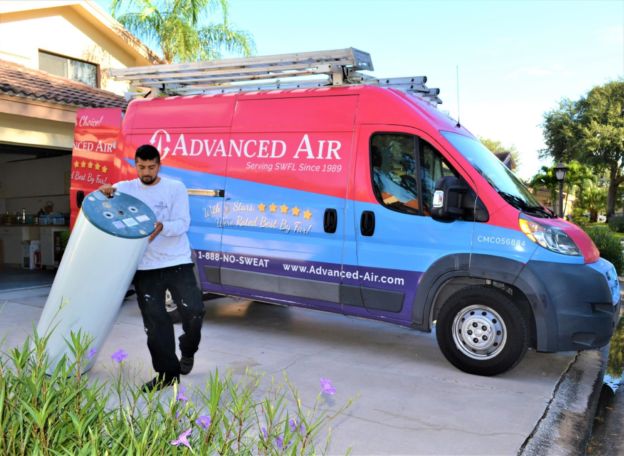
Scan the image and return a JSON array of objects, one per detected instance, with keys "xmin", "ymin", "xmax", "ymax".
[{"xmin": 109, "ymin": 48, "xmax": 441, "ymax": 105}]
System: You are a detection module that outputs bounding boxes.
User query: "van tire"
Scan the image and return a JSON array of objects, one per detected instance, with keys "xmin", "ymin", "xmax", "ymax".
[{"xmin": 435, "ymin": 286, "xmax": 529, "ymax": 376}]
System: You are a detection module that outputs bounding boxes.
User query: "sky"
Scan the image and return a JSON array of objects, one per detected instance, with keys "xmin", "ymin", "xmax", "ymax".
[{"xmin": 99, "ymin": 0, "xmax": 624, "ymax": 179}]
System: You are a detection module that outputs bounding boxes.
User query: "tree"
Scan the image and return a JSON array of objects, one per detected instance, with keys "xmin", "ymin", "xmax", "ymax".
[
  {"xmin": 111, "ymin": 0, "xmax": 254, "ymax": 63},
  {"xmin": 541, "ymin": 81, "xmax": 624, "ymax": 219},
  {"xmin": 529, "ymin": 160, "xmax": 598, "ymax": 218},
  {"xmin": 577, "ymin": 185, "xmax": 607, "ymax": 223}
]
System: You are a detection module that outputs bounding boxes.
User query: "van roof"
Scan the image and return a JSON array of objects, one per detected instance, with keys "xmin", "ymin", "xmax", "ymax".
[{"xmin": 125, "ymin": 83, "xmax": 463, "ymax": 134}]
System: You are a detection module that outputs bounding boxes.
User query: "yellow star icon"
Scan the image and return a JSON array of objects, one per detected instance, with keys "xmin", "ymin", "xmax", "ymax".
[
  {"xmin": 280, "ymin": 204, "xmax": 289, "ymax": 214},
  {"xmin": 74, "ymin": 160, "xmax": 80, "ymax": 167},
  {"xmin": 87, "ymin": 161, "xmax": 93, "ymax": 169},
  {"xmin": 258, "ymin": 203, "xmax": 266, "ymax": 212},
  {"xmin": 269, "ymin": 203, "xmax": 277, "ymax": 213},
  {"xmin": 95, "ymin": 163, "xmax": 101, "ymax": 171},
  {"xmin": 292, "ymin": 206, "xmax": 300, "ymax": 216},
  {"xmin": 101, "ymin": 166, "xmax": 108, "ymax": 173},
  {"xmin": 303, "ymin": 210, "xmax": 312, "ymax": 220},
  {"xmin": 80, "ymin": 160, "xmax": 87, "ymax": 168}
]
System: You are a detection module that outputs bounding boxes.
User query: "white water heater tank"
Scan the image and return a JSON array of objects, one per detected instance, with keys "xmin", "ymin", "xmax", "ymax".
[{"xmin": 36, "ymin": 190, "xmax": 156, "ymax": 373}]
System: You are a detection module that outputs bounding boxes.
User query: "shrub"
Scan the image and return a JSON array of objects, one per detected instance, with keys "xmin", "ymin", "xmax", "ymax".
[
  {"xmin": 571, "ymin": 208, "xmax": 590, "ymax": 227},
  {"xmin": 585, "ymin": 226, "xmax": 624, "ymax": 275},
  {"xmin": 608, "ymin": 215, "xmax": 624, "ymax": 233},
  {"xmin": 0, "ymin": 332, "xmax": 353, "ymax": 454}
]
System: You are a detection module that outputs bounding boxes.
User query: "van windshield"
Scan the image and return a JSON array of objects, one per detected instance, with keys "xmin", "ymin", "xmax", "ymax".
[{"xmin": 441, "ymin": 131, "xmax": 554, "ymax": 218}]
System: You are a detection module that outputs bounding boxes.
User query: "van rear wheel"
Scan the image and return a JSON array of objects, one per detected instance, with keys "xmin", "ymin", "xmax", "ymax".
[{"xmin": 435, "ymin": 286, "xmax": 529, "ymax": 376}]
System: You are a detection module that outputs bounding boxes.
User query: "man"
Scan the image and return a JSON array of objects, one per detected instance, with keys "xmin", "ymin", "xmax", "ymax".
[
  {"xmin": 99, "ymin": 144, "xmax": 205, "ymax": 392},
  {"xmin": 371, "ymin": 146, "xmax": 420, "ymax": 211}
]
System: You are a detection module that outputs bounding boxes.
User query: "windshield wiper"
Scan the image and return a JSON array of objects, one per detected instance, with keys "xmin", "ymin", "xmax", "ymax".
[
  {"xmin": 497, "ymin": 191, "xmax": 555, "ymax": 218},
  {"xmin": 524, "ymin": 205, "xmax": 555, "ymax": 218},
  {"xmin": 498, "ymin": 191, "xmax": 529, "ymax": 209}
]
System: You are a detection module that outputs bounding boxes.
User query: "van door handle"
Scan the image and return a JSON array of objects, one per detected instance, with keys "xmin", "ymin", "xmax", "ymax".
[
  {"xmin": 324, "ymin": 208, "xmax": 337, "ymax": 233},
  {"xmin": 187, "ymin": 189, "xmax": 225, "ymax": 197},
  {"xmin": 360, "ymin": 211, "xmax": 375, "ymax": 236}
]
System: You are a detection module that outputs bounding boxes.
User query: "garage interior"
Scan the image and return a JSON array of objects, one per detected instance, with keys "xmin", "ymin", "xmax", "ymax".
[{"xmin": 0, "ymin": 143, "xmax": 71, "ymax": 290}]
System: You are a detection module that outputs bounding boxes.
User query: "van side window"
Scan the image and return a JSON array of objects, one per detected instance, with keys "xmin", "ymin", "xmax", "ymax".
[
  {"xmin": 371, "ymin": 134, "xmax": 420, "ymax": 214},
  {"xmin": 420, "ymin": 142, "xmax": 456, "ymax": 214},
  {"xmin": 370, "ymin": 133, "xmax": 456, "ymax": 215}
]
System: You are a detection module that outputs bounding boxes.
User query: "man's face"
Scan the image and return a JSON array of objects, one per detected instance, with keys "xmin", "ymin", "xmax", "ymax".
[{"xmin": 135, "ymin": 157, "xmax": 160, "ymax": 185}]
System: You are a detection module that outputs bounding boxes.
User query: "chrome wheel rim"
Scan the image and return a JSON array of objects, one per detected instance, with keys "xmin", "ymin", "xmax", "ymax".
[{"xmin": 452, "ymin": 305, "xmax": 507, "ymax": 360}]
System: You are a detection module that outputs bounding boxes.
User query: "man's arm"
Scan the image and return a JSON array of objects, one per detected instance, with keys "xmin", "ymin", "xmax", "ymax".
[{"xmin": 159, "ymin": 182, "xmax": 191, "ymax": 237}]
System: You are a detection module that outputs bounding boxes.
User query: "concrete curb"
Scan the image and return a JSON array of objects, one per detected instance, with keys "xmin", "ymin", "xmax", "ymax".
[{"xmin": 519, "ymin": 348, "xmax": 607, "ymax": 455}]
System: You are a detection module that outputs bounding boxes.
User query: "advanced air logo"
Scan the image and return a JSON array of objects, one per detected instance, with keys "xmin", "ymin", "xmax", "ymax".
[{"xmin": 149, "ymin": 129, "xmax": 342, "ymax": 161}]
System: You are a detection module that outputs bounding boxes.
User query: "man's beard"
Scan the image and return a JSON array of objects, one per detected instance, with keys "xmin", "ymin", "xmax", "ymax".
[{"xmin": 140, "ymin": 176, "xmax": 156, "ymax": 185}]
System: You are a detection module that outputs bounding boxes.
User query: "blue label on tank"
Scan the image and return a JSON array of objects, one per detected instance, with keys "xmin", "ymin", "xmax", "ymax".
[{"xmin": 82, "ymin": 191, "xmax": 156, "ymax": 239}]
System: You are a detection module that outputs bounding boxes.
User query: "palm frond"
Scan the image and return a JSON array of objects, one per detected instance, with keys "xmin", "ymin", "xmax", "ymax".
[
  {"xmin": 107, "ymin": 0, "xmax": 253, "ymax": 63},
  {"xmin": 198, "ymin": 24, "xmax": 255, "ymax": 59}
]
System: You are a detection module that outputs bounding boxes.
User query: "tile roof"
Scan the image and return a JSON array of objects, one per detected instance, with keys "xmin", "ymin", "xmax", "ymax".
[{"xmin": 0, "ymin": 59, "xmax": 127, "ymax": 108}]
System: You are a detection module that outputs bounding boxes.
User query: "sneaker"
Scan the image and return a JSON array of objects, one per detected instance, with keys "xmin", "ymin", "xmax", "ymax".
[
  {"xmin": 141, "ymin": 373, "xmax": 179, "ymax": 392},
  {"xmin": 180, "ymin": 355, "xmax": 194, "ymax": 375}
]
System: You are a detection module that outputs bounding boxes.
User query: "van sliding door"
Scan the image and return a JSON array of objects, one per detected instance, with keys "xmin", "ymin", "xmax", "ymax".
[{"xmin": 218, "ymin": 95, "xmax": 357, "ymax": 311}]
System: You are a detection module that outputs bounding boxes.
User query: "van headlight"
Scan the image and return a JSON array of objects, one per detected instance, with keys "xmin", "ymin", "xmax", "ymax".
[{"xmin": 518, "ymin": 215, "xmax": 580, "ymax": 256}]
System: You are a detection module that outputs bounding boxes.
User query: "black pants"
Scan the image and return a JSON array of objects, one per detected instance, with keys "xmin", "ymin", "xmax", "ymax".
[{"xmin": 133, "ymin": 263, "xmax": 205, "ymax": 376}]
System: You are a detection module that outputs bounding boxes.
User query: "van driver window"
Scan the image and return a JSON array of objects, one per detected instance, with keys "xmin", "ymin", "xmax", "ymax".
[
  {"xmin": 370, "ymin": 133, "xmax": 456, "ymax": 215},
  {"xmin": 420, "ymin": 143, "xmax": 456, "ymax": 214}
]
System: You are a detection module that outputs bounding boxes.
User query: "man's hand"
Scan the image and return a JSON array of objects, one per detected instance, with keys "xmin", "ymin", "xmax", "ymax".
[
  {"xmin": 99, "ymin": 184, "xmax": 116, "ymax": 198},
  {"xmin": 149, "ymin": 221, "xmax": 163, "ymax": 242}
]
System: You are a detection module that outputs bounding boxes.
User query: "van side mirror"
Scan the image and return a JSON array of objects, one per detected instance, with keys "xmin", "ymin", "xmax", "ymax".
[
  {"xmin": 431, "ymin": 176, "xmax": 467, "ymax": 220},
  {"xmin": 431, "ymin": 176, "xmax": 490, "ymax": 222},
  {"xmin": 431, "ymin": 176, "xmax": 489, "ymax": 222}
]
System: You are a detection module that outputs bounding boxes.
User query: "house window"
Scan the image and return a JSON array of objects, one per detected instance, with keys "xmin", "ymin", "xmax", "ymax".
[{"xmin": 38, "ymin": 51, "xmax": 98, "ymax": 87}]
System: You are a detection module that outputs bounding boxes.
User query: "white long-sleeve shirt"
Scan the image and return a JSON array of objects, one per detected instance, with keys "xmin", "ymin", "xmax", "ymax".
[{"xmin": 114, "ymin": 177, "xmax": 192, "ymax": 270}]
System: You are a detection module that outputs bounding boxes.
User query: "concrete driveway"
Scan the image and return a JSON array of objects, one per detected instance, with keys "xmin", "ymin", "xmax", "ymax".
[{"xmin": 0, "ymin": 286, "xmax": 604, "ymax": 455}]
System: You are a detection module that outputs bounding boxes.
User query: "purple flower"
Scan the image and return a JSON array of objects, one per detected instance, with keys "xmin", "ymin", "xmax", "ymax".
[
  {"xmin": 275, "ymin": 435, "xmax": 284, "ymax": 450},
  {"xmin": 289, "ymin": 418, "xmax": 306, "ymax": 435},
  {"xmin": 196, "ymin": 415, "xmax": 211, "ymax": 430},
  {"xmin": 320, "ymin": 377, "xmax": 336, "ymax": 395},
  {"xmin": 261, "ymin": 426, "xmax": 268, "ymax": 439},
  {"xmin": 87, "ymin": 348, "xmax": 97, "ymax": 359},
  {"xmin": 170, "ymin": 428, "xmax": 192, "ymax": 449},
  {"xmin": 111, "ymin": 349, "xmax": 127, "ymax": 363},
  {"xmin": 177, "ymin": 386, "xmax": 188, "ymax": 402}
]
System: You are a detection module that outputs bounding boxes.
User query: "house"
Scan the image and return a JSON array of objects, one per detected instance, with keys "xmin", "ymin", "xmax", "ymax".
[
  {"xmin": 0, "ymin": 0, "xmax": 161, "ymax": 268},
  {"xmin": 494, "ymin": 151, "xmax": 516, "ymax": 172}
]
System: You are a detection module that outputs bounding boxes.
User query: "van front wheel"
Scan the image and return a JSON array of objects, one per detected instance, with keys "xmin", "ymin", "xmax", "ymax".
[{"xmin": 435, "ymin": 286, "xmax": 529, "ymax": 376}]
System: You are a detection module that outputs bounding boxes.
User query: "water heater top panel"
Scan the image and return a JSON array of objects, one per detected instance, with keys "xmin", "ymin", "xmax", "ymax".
[{"xmin": 82, "ymin": 191, "xmax": 156, "ymax": 239}]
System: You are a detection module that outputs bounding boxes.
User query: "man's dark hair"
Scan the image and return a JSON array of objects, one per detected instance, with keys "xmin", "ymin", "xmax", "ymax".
[{"xmin": 135, "ymin": 144, "xmax": 161, "ymax": 163}]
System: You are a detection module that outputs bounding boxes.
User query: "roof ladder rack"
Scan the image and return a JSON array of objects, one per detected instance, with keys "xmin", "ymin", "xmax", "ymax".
[
  {"xmin": 110, "ymin": 48, "xmax": 442, "ymax": 105},
  {"xmin": 110, "ymin": 48, "xmax": 372, "ymax": 91}
]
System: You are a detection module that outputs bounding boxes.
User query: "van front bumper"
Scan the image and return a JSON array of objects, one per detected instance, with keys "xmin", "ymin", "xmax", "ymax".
[{"xmin": 517, "ymin": 259, "xmax": 621, "ymax": 352}]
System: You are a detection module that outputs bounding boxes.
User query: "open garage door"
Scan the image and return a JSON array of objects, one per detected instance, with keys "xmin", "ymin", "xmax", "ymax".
[{"xmin": 0, "ymin": 142, "xmax": 71, "ymax": 288}]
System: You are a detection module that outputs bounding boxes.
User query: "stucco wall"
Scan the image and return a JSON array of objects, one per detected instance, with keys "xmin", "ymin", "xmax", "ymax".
[
  {"xmin": 0, "ymin": 113, "xmax": 74, "ymax": 150},
  {"xmin": 0, "ymin": 5, "xmax": 152, "ymax": 95}
]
